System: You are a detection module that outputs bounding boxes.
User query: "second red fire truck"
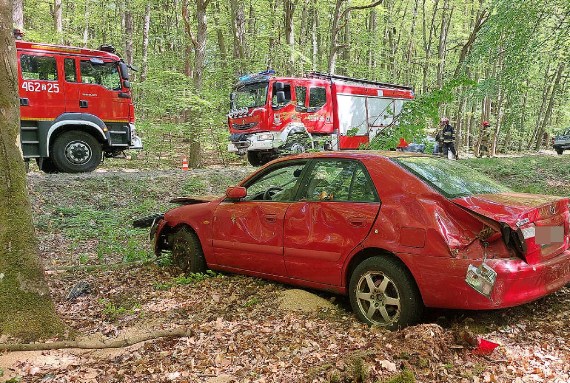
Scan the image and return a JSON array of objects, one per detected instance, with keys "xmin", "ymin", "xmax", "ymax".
[
  {"xmin": 228, "ymin": 71, "xmax": 414, "ymax": 166},
  {"xmin": 16, "ymin": 33, "xmax": 142, "ymax": 173}
]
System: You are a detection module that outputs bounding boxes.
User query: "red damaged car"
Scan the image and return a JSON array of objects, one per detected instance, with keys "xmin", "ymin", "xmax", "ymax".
[{"xmin": 144, "ymin": 151, "xmax": 570, "ymax": 329}]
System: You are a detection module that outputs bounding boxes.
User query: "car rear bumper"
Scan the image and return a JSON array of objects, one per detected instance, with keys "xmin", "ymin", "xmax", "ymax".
[{"xmin": 411, "ymin": 250, "xmax": 570, "ymax": 310}]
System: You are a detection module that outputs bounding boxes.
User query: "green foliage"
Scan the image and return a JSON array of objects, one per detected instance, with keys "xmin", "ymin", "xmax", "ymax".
[
  {"xmin": 100, "ymin": 298, "xmax": 141, "ymax": 321},
  {"xmin": 378, "ymin": 369, "xmax": 416, "ymax": 383}
]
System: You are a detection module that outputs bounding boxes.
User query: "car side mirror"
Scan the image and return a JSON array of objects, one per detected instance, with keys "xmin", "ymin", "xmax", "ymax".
[
  {"xmin": 276, "ymin": 91, "xmax": 286, "ymax": 104},
  {"xmin": 225, "ymin": 186, "xmax": 247, "ymax": 200}
]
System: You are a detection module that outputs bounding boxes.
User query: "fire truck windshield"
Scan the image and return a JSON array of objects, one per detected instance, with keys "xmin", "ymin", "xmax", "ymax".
[
  {"xmin": 80, "ymin": 60, "xmax": 122, "ymax": 90},
  {"xmin": 232, "ymin": 82, "xmax": 268, "ymax": 109}
]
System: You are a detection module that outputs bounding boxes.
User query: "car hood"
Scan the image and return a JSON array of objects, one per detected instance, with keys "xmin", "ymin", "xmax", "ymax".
[
  {"xmin": 170, "ymin": 195, "xmax": 220, "ymax": 205},
  {"xmin": 452, "ymin": 192, "xmax": 567, "ymax": 228}
]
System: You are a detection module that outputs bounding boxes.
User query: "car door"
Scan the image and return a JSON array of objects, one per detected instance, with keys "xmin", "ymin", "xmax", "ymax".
[
  {"xmin": 212, "ymin": 160, "xmax": 307, "ymax": 275},
  {"xmin": 284, "ymin": 159, "xmax": 381, "ymax": 286}
]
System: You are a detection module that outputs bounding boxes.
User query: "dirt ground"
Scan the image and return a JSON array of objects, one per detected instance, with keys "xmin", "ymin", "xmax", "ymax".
[{"xmin": 1, "ymin": 166, "xmax": 569, "ymax": 383}]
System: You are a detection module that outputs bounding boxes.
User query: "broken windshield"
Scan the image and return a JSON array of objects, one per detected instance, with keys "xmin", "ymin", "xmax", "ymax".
[
  {"xmin": 394, "ymin": 157, "xmax": 511, "ymax": 198},
  {"xmin": 232, "ymin": 82, "xmax": 269, "ymax": 109}
]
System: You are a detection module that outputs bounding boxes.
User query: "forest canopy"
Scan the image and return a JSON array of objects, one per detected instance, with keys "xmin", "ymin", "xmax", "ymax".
[{"xmin": 13, "ymin": 0, "xmax": 570, "ymax": 155}]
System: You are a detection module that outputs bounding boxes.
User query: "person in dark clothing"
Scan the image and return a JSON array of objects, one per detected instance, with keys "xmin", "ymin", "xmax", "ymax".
[{"xmin": 440, "ymin": 117, "xmax": 457, "ymax": 159}]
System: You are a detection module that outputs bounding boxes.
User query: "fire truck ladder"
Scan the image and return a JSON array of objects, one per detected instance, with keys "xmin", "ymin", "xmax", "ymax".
[{"xmin": 306, "ymin": 71, "xmax": 413, "ymax": 91}]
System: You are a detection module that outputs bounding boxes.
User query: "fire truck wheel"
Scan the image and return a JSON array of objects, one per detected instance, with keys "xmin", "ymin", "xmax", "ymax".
[
  {"xmin": 52, "ymin": 131, "xmax": 102, "ymax": 173},
  {"xmin": 247, "ymin": 150, "xmax": 277, "ymax": 166},
  {"xmin": 283, "ymin": 133, "xmax": 311, "ymax": 154},
  {"xmin": 36, "ymin": 158, "xmax": 59, "ymax": 173}
]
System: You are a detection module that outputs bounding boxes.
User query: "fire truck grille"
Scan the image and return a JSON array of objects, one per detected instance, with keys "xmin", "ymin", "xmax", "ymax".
[{"xmin": 232, "ymin": 122, "xmax": 257, "ymax": 130}]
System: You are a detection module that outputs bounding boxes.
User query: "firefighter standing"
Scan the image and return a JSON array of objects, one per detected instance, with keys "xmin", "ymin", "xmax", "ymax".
[
  {"xmin": 440, "ymin": 117, "xmax": 457, "ymax": 159},
  {"xmin": 479, "ymin": 121, "xmax": 491, "ymax": 157}
]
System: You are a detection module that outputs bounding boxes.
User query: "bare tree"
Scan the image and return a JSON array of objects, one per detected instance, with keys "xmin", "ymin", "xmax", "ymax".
[
  {"xmin": 54, "ymin": 0, "xmax": 63, "ymax": 34},
  {"xmin": 0, "ymin": 0, "xmax": 63, "ymax": 340}
]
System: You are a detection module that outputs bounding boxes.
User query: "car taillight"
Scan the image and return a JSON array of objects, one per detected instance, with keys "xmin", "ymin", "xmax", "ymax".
[{"xmin": 519, "ymin": 224, "xmax": 544, "ymax": 263}]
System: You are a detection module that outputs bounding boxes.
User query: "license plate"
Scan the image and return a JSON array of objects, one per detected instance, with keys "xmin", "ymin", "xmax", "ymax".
[
  {"xmin": 535, "ymin": 226, "xmax": 564, "ymax": 244},
  {"xmin": 465, "ymin": 263, "xmax": 497, "ymax": 298}
]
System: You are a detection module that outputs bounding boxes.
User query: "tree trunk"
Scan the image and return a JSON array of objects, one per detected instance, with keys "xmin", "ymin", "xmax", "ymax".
[
  {"xmin": 140, "ymin": 4, "xmax": 151, "ymax": 82},
  {"xmin": 230, "ymin": 0, "xmax": 246, "ymax": 63},
  {"xmin": 328, "ymin": 0, "xmax": 383, "ymax": 74},
  {"xmin": 421, "ymin": 0, "xmax": 439, "ymax": 92},
  {"xmin": 193, "ymin": 0, "xmax": 209, "ymax": 90},
  {"xmin": 311, "ymin": 0, "xmax": 318, "ymax": 70},
  {"xmin": 12, "ymin": 0, "xmax": 23, "ymax": 30},
  {"xmin": 284, "ymin": 0, "xmax": 296, "ymax": 74},
  {"xmin": 213, "ymin": 1, "xmax": 227, "ymax": 70},
  {"xmin": 0, "ymin": 2, "xmax": 63, "ymax": 341},
  {"xmin": 436, "ymin": 0, "xmax": 452, "ymax": 88},
  {"xmin": 534, "ymin": 62, "xmax": 565, "ymax": 150},
  {"xmin": 54, "ymin": 0, "xmax": 63, "ymax": 34},
  {"xmin": 124, "ymin": 7, "xmax": 134, "ymax": 67}
]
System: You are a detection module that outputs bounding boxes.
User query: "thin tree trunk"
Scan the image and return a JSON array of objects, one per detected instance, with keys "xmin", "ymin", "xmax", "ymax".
[
  {"xmin": 368, "ymin": 10, "xmax": 377, "ymax": 72},
  {"xmin": 12, "ymin": 0, "xmax": 23, "ymax": 30},
  {"xmin": 213, "ymin": 1, "xmax": 227, "ymax": 70},
  {"xmin": 436, "ymin": 0, "xmax": 452, "ymax": 88},
  {"xmin": 534, "ymin": 62, "xmax": 565, "ymax": 150},
  {"xmin": 140, "ymin": 4, "xmax": 151, "ymax": 82},
  {"xmin": 0, "ymin": 0, "xmax": 64, "ymax": 340},
  {"xmin": 193, "ymin": 0, "xmax": 209, "ymax": 90},
  {"xmin": 421, "ymin": 0, "xmax": 439, "ymax": 92},
  {"xmin": 311, "ymin": 0, "xmax": 318, "ymax": 70},
  {"xmin": 284, "ymin": 0, "xmax": 296, "ymax": 74},
  {"xmin": 54, "ymin": 0, "xmax": 63, "ymax": 34},
  {"xmin": 124, "ymin": 7, "xmax": 134, "ymax": 67},
  {"xmin": 83, "ymin": 1, "xmax": 89, "ymax": 46}
]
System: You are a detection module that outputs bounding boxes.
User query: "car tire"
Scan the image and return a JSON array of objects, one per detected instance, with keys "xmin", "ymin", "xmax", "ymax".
[
  {"xmin": 349, "ymin": 256, "xmax": 423, "ymax": 330},
  {"xmin": 555, "ymin": 148, "xmax": 564, "ymax": 155},
  {"xmin": 52, "ymin": 131, "xmax": 102, "ymax": 173},
  {"xmin": 36, "ymin": 158, "xmax": 59, "ymax": 173},
  {"xmin": 247, "ymin": 150, "xmax": 278, "ymax": 167},
  {"xmin": 170, "ymin": 226, "xmax": 207, "ymax": 274}
]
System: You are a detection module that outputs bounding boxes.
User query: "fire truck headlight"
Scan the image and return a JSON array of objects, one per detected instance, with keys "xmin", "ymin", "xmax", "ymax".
[{"xmin": 258, "ymin": 133, "xmax": 274, "ymax": 141}]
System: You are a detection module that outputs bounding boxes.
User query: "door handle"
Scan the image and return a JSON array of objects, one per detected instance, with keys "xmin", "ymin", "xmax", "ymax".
[
  {"xmin": 20, "ymin": 98, "xmax": 29, "ymax": 106},
  {"xmin": 264, "ymin": 214, "xmax": 277, "ymax": 223},
  {"xmin": 349, "ymin": 217, "xmax": 366, "ymax": 227},
  {"xmin": 79, "ymin": 100, "xmax": 88, "ymax": 108}
]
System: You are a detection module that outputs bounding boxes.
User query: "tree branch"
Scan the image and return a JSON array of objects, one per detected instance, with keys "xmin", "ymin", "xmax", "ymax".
[
  {"xmin": 339, "ymin": 0, "xmax": 384, "ymax": 22},
  {"xmin": 0, "ymin": 328, "xmax": 194, "ymax": 352}
]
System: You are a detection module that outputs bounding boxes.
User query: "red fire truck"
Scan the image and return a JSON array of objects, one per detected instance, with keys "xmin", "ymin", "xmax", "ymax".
[
  {"xmin": 227, "ymin": 71, "xmax": 414, "ymax": 166},
  {"xmin": 16, "ymin": 37, "xmax": 142, "ymax": 173}
]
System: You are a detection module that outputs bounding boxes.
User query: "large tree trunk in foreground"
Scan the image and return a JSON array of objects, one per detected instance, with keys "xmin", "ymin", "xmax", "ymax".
[{"xmin": 0, "ymin": 2, "xmax": 63, "ymax": 341}]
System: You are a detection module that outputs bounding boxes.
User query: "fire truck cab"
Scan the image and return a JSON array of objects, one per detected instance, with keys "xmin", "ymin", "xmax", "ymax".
[
  {"xmin": 16, "ymin": 38, "xmax": 142, "ymax": 173},
  {"xmin": 227, "ymin": 71, "xmax": 414, "ymax": 166}
]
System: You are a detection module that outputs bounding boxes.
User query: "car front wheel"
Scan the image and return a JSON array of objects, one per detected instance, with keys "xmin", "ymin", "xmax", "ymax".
[
  {"xmin": 349, "ymin": 256, "xmax": 422, "ymax": 330},
  {"xmin": 555, "ymin": 148, "xmax": 564, "ymax": 155},
  {"xmin": 170, "ymin": 227, "xmax": 207, "ymax": 274}
]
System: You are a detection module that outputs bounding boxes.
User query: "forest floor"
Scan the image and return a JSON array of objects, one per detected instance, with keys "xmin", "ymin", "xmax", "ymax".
[{"xmin": 1, "ymin": 156, "xmax": 570, "ymax": 383}]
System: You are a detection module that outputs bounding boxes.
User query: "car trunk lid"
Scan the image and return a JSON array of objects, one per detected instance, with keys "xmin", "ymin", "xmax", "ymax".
[{"xmin": 453, "ymin": 192, "xmax": 569, "ymax": 264}]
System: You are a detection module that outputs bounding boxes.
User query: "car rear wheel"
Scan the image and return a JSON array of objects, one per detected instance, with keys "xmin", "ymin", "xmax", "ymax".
[
  {"xmin": 52, "ymin": 131, "xmax": 102, "ymax": 173},
  {"xmin": 555, "ymin": 148, "xmax": 564, "ymax": 155},
  {"xmin": 170, "ymin": 227, "xmax": 207, "ymax": 274},
  {"xmin": 349, "ymin": 256, "xmax": 422, "ymax": 330},
  {"xmin": 247, "ymin": 150, "xmax": 278, "ymax": 166}
]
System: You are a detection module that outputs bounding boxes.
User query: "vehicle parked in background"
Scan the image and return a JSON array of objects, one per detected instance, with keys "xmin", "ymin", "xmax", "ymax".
[
  {"xmin": 227, "ymin": 71, "xmax": 414, "ymax": 166},
  {"xmin": 15, "ymin": 32, "xmax": 142, "ymax": 173},
  {"xmin": 138, "ymin": 151, "xmax": 570, "ymax": 329},
  {"xmin": 552, "ymin": 128, "xmax": 570, "ymax": 155}
]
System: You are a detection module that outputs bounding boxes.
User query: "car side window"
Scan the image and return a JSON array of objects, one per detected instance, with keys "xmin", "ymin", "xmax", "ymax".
[
  {"xmin": 308, "ymin": 87, "xmax": 326, "ymax": 110},
  {"xmin": 300, "ymin": 160, "xmax": 378, "ymax": 202},
  {"xmin": 243, "ymin": 162, "xmax": 306, "ymax": 202}
]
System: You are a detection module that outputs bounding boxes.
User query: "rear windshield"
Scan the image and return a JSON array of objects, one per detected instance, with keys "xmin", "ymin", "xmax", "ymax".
[{"xmin": 394, "ymin": 157, "xmax": 511, "ymax": 198}]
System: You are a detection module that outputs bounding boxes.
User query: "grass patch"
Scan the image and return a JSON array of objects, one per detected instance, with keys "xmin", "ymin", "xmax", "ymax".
[{"xmin": 465, "ymin": 156, "xmax": 570, "ymax": 196}]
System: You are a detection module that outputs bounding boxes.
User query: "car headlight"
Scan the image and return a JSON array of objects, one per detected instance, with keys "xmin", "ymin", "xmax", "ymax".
[{"xmin": 258, "ymin": 133, "xmax": 274, "ymax": 141}]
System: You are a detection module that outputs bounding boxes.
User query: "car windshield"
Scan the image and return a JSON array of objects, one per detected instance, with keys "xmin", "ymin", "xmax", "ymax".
[
  {"xmin": 232, "ymin": 82, "xmax": 268, "ymax": 109},
  {"xmin": 394, "ymin": 157, "xmax": 511, "ymax": 198}
]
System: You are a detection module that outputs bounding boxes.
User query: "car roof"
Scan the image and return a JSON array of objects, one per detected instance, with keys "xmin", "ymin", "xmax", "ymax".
[{"xmin": 269, "ymin": 150, "xmax": 429, "ymax": 164}]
